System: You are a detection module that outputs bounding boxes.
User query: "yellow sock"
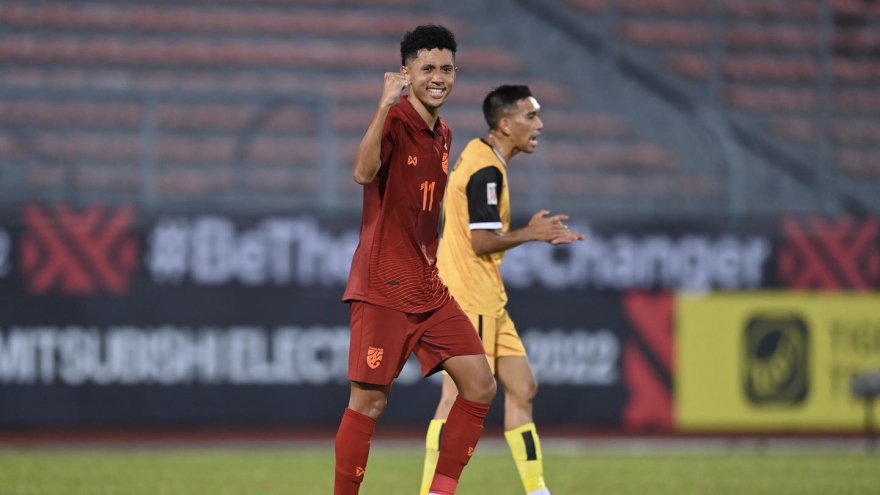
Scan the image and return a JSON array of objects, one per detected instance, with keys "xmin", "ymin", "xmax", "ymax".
[
  {"xmin": 504, "ymin": 422, "xmax": 548, "ymax": 495},
  {"xmin": 419, "ymin": 419, "xmax": 446, "ymax": 495}
]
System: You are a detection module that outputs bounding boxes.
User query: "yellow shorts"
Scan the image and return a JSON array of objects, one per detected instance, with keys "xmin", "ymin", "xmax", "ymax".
[{"xmin": 465, "ymin": 309, "xmax": 526, "ymax": 374}]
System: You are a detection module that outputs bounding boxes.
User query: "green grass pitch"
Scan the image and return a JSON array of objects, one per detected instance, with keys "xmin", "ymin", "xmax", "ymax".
[{"xmin": 1, "ymin": 447, "xmax": 878, "ymax": 495}]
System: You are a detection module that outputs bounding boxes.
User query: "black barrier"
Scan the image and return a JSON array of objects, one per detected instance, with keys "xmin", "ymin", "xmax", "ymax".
[{"xmin": 0, "ymin": 205, "xmax": 877, "ymax": 429}]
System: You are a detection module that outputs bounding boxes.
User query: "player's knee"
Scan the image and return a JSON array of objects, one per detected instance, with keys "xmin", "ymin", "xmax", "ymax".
[
  {"xmin": 349, "ymin": 392, "xmax": 388, "ymax": 420},
  {"xmin": 521, "ymin": 381, "xmax": 540, "ymax": 405},
  {"xmin": 360, "ymin": 395, "xmax": 388, "ymax": 420},
  {"xmin": 506, "ymin": 377, "xmax": 538, "ymax": 406},
  {"xmin": 439, "ymin": 391, "xmax": 458, "ymax": 411},
  {"xmin": 474, "ymin": 375, "xmax": 497, "ymax": 404},
  {"xmin": 457, "ymin": 373, "xmax": 496, "ymax": 404},
  {"xmin": 523, "ymin": 376, "xmax": 538, "ymax": 402}
]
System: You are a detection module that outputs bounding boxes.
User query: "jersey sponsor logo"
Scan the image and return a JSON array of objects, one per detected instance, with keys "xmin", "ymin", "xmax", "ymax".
[
  {"xmin": 366, "ymin": 346, "xmax": 384, "ymax": 369},
  {"xmin": 407, "ymin": 156, "xmax": 419, "ymax": 166},
  {"xmin": 486, "ymin": 183, "xmax": 498, "ymax": 205}
]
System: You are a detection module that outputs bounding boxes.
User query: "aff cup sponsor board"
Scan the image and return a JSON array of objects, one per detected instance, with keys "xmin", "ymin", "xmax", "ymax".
[
  {"xmin": 1, "ymin": 206, "xmax": 879, "ymax": 295},
  {"xmin": 676, "ymin": 293, "xmax": 880, "ymax": 432},
  {"xmin": 0, "ymin": 291, "xmax": 669, "ymax": 429},
  {"xmin": 0, "ymin": 204, "xmax": 680, "ymax": 428},
  {"xmin": 2, "ymin": 204, "xmax": 877, "ymax": 428},
  {"xmin": 0, "ymin": 205, "xmax": 789, "ymax": 295}
]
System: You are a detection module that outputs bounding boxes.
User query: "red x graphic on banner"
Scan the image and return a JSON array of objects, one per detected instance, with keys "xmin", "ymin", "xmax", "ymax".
[
  {"xmin": 20, "ymin": 205, "xmax": 139, "ymax": 295},
  {"xmin": 778, "ymin": 216, "xmax": 880, "ymax": 290},
  {"xmin": 622, "ymin": 292, "xmax": 674, "ymax": 431}
]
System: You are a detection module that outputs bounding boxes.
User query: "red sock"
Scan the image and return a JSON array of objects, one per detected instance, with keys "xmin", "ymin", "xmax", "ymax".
[
  {"xmin": 429, "ymin": 396, "xmax": 491, "ymax": 495},
  {"xmin": 334, "ymin": 408, "xmax": 377, "ymax": 495}
]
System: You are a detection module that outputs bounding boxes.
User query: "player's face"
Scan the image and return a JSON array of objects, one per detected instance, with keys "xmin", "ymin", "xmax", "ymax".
[
  {"xmin": 402, "ymin": 48, "xmax": 456, "ymax": 112},
  {"xmin": 506, "ymin": 97, "xmax": 543, "ymax": 154}
]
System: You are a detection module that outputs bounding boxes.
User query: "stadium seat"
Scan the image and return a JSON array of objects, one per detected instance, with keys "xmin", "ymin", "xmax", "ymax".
[
  {"xmin": 563, "ymin": 0, "xmax": 880, "ymax": 203},
  {"xmin": 0, "ymin": 2, "xmax": 464, "ymax": 38},
  {"xmin": 544, "ymin": 142, "xmax": 678, "ymax": 170},
  {"xmin": 725, "ymin": 0, "xmax": 819, "ymax": 19},
  {"xmin": 836, "ymin": 149, "xmax": 880, "ymax": 177},
  {"xmin": 620, "ymin": 22, "xmax": 711, "ymax": 49},
  {"xmin": 834, "ymin": 120, "xmax": 880, "ymax": 145},
  {"xmin": 75, "ymin": 165, "xmax": 140, "ymax": 192},
  {"xmin": 726, "ymin": 26, "xmax": 818, "ymax": 52},
  {"xmin": 550, "ymin": 172, "xmax": 720, "ymax": 198},
  {"xmin": 0, "ymin": 0, "xmax": 828, "ymax": 209},
  {"xmin": 618, "ymin": 0, "xmax": 710, "ymax": 16}
]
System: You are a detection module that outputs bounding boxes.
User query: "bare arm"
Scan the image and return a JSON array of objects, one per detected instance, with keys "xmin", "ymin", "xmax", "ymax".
[
  {"xmin": 471, "ymin": 210, "xmax": 585, "ymax": 257},
  {"xmin": 353, "ymin": 72, "xmax": 409, "ymax": 184}
]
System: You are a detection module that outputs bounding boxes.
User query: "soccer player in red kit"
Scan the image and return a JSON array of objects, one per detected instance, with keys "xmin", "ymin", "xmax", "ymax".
[{"xmin": 335, "ymin": 25, "xmax": 496, "ymax": 495}]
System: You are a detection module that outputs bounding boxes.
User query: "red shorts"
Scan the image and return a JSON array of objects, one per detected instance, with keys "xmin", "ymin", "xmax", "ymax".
[{"xmin": 347, "ymin": 297, "xmax": 485, "ymax": 386}]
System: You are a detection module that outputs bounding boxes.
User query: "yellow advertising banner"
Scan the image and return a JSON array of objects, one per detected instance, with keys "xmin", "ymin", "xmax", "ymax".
[{"xmin": 676, "ymin": 292, "xmax": 880, "ymax": 432}]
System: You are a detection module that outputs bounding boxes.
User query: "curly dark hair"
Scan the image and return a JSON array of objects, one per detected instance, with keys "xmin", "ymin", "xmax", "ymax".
[
  {"xmin": 483, "ymin": 85, "xmax": 533, "ymax": 130},
  {"xmin": 400, "ymin": 24, "xmax": 457, "ymax": 66}
]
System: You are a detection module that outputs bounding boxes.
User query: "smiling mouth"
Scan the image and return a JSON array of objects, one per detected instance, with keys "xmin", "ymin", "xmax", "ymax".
[{"xmin": 427, "ymin": 88, "xmax": 445, "ymax": 97}]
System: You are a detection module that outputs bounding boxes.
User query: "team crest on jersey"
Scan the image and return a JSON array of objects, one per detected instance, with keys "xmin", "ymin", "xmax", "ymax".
[
  {"xmin": 366, "ymin": 346, "xmax": 384, "ymax": 369},
  {"xmin": 487, "ymin": 183, "xmax": 498, "ymax": 205},
  {"xmin": 442, "ymin": 152, "xmax": 449, "ymax": 174}
]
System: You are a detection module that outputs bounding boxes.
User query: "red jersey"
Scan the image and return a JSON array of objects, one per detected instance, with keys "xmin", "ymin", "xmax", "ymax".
[{"xmin": 343, "ymin": 96, "xmax": 452, "ymax": 313}]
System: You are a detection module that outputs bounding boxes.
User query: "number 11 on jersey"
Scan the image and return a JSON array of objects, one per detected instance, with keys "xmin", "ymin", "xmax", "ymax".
[{"xmin": 420, "ymin": 181, "xmax": 436, "ymax": 211}]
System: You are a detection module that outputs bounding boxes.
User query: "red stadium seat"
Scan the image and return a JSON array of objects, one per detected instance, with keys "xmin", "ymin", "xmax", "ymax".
[
  {"xmin": 725, "ymin": 87, "xmax": 818, "ymax": 113},
  {"xmin": 7, "ymin": 0, "xmax": 851, "ymax": 206},
  {"xmin": 724, "ymin": 0, "xmax": 819, "ymax": 20},
  {"xmin": 836, "ymin": 149, "xmax": 880, "ymax": 177},
  {"xmin": 834, "ymin": 120, "xmax": 880, "ymax": 145},
  {"xmin": 620, "ymin": 22, "xmax": 711, "ymax": 49},
  {"xmin": 0, "ymin": 2, "xmax": 464, "ymax": 37},
  {"xmin": 726, "ymin": 26, "xmax": 819, "ymax": 52},
  {"xmin": 155, "ymin": 168, "xmax": 234, "ymax": 197},
  {"xmin": 544, "ymin": 142, "xmax": 679, "ymax": 170},
  {"xmin": 618, "ymin": 0, "xmax": 710, "ymax": 16},
  {"xmin": 566, "ymin": 0, "xmax": 607, "ymax": 14},
  {"xmin": 75, "ymin": 165, "xmax": 140, "ymax": 192},
  {"xmin": 550, "ymin": 173, "xmax": 720, "ymax": 198},
  {"xmin": 25, "ymin": 166, "xmax": 66, "ymax": 189}
]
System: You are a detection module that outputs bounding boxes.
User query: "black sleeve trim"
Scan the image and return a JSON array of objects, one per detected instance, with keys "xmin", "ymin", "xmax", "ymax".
[{"xmin": 465, "ymin": 166, "xmax": 504, "ymax": 229}]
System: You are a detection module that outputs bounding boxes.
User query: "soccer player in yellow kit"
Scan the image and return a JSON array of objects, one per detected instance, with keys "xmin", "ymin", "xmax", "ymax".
[{"xmin": 419, "ymin": 85, "xmax": 585, "ymax": 495}]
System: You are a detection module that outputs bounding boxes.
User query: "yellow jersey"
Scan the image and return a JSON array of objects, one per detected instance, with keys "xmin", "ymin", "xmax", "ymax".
[{"xmin": 438, "ymin": 138, "xmax": 510, "ymax": 317}]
